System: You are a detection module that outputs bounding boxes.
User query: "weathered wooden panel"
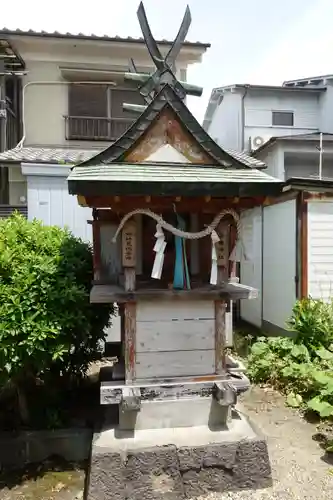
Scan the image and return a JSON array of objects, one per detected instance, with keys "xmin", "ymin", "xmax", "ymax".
[
  {"xmin": 136, "ymin": 319, "xmax": 215, "ymax": 352},
  {"xmin": 124, "ymin": 108, "xmax": 213, "ymax": 164},
  {"xmin": 136, "ymin": 350, "xmax": 215, "ymax": 379},
  {"xmin": 100, "ymin": 224, "xmax": 122, "ymax": 279},
  {"xmin": 122, "ymin": 220, "xmax": 136, "ymax": 267},
  {"xmin": 137, "ymin": 300, "xmax": 215, "ymax": 322},
  {"xmin": 90, "ymin": 284, "xmax": 256, "ymax": 303}
]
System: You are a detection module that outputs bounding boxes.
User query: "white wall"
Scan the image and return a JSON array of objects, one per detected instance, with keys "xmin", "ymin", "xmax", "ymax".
[
  {"xmin": 239, "ymin": 207, "xmax": 262, "ymax": 327},
  {"xmin": 206, "ymin": 87, "xmax": 320, "ymax": 154},
  {"xmin": 208, "ymin": 92, "xmax": 243, "ymax": 151},
  {"xmin": 244, "ymin": 90, "xmax": 319, "ymax": 150},
  {"xmin": 255, "ymin": 144, "xmax": 284, "ymax": 180},
  {"xmin": 262, "ymin": 200, "xmax": 297, "ymax": 329},
  {"xmin": 319, "ymin": 85, "xmax": 333, "ymax": 134},
  {"xmin": 285, "ymin": 160, "xmax": 333, "ymax": 180},
  {"xmin": 308, "ymin": 201, "xmax": 333, "ymax": 300},
  {"xmin": 27, "ymin": 175, "xmax": 92, "ymax": 242}
]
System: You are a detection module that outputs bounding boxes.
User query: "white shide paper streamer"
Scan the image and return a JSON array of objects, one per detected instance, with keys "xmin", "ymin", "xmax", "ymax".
[
  {"xmin": 210, "ymin": 230, "xmax": 220, "ymax": 285},
  {"xmin": 151, "ymin": 223, "xmax": 167, "ymax": 280}
]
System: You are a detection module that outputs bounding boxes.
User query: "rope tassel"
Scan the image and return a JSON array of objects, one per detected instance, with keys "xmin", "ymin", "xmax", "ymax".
[{"xmin": 151, "ymin": 223, "xmax": 167, "ymax": 280}]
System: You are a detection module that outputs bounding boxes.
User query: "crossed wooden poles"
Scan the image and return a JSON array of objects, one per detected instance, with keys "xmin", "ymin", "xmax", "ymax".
[{"xmin": 123, "ymin": 1, "xmax": 203, "ymax": 114}]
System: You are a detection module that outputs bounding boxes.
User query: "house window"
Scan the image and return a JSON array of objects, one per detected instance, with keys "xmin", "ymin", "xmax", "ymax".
[
  {"xmin": 66, "ymin": 83, "xmax": 145, "ymax": 141},
  {"xmin": 272, "ymin": 111, "xmax": 294, "ymax": 127}
]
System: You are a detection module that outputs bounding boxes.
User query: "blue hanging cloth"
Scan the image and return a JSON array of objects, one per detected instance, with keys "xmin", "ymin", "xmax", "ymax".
[{"xmin": 173, "ymin": 213, "xmax": 191, "ymax": 290}]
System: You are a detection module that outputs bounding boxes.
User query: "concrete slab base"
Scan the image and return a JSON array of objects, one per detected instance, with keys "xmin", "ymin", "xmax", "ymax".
[
  {"xmin": 87, "ymin": 411, "xmax": 272, "ymax": 499},
  {"xmin": 119, "ymin": 397, "xmax": 231, "ymax": 431}
]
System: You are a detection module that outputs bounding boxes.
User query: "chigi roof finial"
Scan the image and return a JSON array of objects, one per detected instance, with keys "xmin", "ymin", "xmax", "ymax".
[{"xmin": 123, "ymin": 1, "xmax": 203, "ymax": 114}]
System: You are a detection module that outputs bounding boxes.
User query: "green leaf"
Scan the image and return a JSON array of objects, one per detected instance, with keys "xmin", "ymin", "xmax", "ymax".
[
  {"xmin": 250, "ymin": 342, "xmax": 269, "ymax": 356},
  {"xmin": 307, "ymin": 397, "xmax": 333, "ymax": 417},
  {"xmin": 286, "ymin": 392, "xmax": 303, "ymax": 408},
  {"xmin": 312, "ymin": 371, "xmax": 333, "ymax": 386},
  {"xmin": 291, "ymin": 344, "xmax": 309, "ymax": 359},
  {"xmin": 316, "ymin": 348, "xmax": 333, "ymax": 361}
]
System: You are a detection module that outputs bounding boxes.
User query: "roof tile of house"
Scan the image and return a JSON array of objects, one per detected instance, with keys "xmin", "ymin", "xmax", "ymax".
[
  {"xmin": 0, "ymin": 144, "xmax": 266, "ymax": 169},
  {"xmin": 0, "ymin": 28, "xmax": 210, "ymax": 48}
]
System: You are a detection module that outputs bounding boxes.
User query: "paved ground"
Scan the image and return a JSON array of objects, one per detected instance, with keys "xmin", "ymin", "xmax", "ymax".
[{"xmin": 0, "ymin": 386, "xmax": 332, "ymax": 499}]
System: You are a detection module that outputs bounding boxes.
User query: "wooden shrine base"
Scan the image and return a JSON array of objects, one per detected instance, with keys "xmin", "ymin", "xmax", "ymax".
[
  {"xmin": 87, "ymin": 411, "xmax": 272, "ymax": 499},
  {"xmin": 90, "ymin": 282, "xmax": 258, "ymax": 303}
]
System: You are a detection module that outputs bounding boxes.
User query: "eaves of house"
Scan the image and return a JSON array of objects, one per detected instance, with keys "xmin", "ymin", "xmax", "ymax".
[{"xmin": 252, "ymin": 132, "xmax": 333, "ymax": 156}]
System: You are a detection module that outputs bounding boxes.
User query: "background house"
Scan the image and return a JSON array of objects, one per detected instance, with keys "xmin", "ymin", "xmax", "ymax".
[
  {"xmin": 0, "ymin": 28, "xmax": 209, "ymax": 235},
  {"xmin": 203, "ymin": 76, "xmax": 333, "ymax": 333},
  {"xmin": 0, "ymin": 29, "xmax": 209, "ymax": 346}
]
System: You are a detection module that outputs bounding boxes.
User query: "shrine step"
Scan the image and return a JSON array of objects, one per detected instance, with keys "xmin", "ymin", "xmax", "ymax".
[{"xmin": 86, "ymin": 411, "xmax": 272, "ymax": 499}]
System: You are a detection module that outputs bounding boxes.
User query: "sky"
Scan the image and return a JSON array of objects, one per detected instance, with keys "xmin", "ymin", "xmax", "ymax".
[{"xmin": 3, "ymin": 0, "xmax": 333, "ymax": 122}]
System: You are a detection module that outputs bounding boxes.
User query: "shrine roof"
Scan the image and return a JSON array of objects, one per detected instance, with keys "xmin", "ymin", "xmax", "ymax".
[
  {"xmin": 67, "ymin": 2, "xmax": 283, "ymax": 199},
  {"xmin": 68, "ymin": 161, "xmax": 282, "ymax": 197},
  {"xmin": 74, "ymin": 84, "xmax": 266, "ymax": 171}
]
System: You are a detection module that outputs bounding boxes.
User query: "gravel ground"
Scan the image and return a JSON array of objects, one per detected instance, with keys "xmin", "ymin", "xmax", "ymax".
[{"xmin": 199, "ymin": 385, "xmax": 333, "ymax": 500}]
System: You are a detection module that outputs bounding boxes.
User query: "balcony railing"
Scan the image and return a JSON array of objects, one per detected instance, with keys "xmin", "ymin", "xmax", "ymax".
[
  {"xmin": 64, "ymin": 116, "xmax": 135, "ymax": 141},
  {"xmin": 0, "ymin": 205, "xmax": 28, "ymax": 218}
]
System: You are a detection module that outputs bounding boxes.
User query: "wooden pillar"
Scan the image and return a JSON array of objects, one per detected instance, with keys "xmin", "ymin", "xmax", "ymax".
[
  {"xmin": 92, "ymin": 210, "xmax": 102, "ymax": 281},
  {"xmin": 121, "ymin": 220, "xmax": 137, "ymax": 383},
  {"xmin": 299, "ymin": 192, "xmax": 308, "ymax": 299},
  {"xmin": 124, "ymin": 303, "xmax": 136, "ymax": 384},
  {"xmin": 215, "ymin": 222, "xmax": 228, "ymax": 374},
  {"xmin": 215, "ymin": 301, "xmax": 226, "ymax": 374}
]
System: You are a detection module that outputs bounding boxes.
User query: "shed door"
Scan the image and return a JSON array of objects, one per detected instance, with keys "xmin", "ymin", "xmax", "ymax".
[
  {"xmin": 26, "ymin": 175, "xmax": 92, "ymax": 242},
  {"xmin": 240, "ymin": 207, "xmax": 262, "ymax": 327},
  {"xmin": 308, "ymin": 201, "xmax": 333, "ymax": 300},
  {"xmin": 263, "ymin": 200, "xmax": 296, "ymax": 330}
]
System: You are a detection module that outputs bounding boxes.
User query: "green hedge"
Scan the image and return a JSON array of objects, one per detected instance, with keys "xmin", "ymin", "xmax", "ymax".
[{"xmin": 0, "ymin": 214, "xmax": 113, "ymax": 422}]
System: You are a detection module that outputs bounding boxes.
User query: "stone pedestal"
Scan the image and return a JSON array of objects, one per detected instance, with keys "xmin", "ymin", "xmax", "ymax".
[{"xmin": 87, "ymin": 411, "xmax": 272, "ymax": 499}]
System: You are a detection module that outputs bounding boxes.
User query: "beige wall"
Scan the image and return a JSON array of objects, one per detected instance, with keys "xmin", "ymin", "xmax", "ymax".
[{"xmin": 9, "ymin": 36, "xmax": 196, "ymax": 148}]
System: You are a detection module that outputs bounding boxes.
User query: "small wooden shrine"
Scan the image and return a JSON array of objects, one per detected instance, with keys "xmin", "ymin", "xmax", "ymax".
[{"xmin": 68, "ymin": 2, "xmax": 282, "ymax": 431}]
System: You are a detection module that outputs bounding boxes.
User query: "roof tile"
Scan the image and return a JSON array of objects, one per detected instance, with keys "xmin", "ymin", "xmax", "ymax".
[
  {"xmin": 0, "ymin": 145, "xmax": 266, "ymax": 169},
  {"xmin": 0, "ymin": 28, "xmax": 210, "ymax": 48},
  {"xmin": 69, "ymin": 163, "xmax": 279, "ymax": 183}
]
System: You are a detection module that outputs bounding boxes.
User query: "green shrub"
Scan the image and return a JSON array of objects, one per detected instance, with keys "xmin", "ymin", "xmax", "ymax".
[
  {"xmin": 247, "ymin": 335, "xmax": 333, "ymax": 420},
  {"xmin": 288, "ymin": 297, "xmax": 333, "ymax": 354},
  {"xmin": 0, "ymin": 213, "xmax": 113, "ymax": 423}
]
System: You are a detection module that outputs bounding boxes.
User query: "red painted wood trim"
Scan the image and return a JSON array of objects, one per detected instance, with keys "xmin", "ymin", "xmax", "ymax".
[{"xmin": 300, "ymin": 193, "xmax": 308, "ymax": 298}]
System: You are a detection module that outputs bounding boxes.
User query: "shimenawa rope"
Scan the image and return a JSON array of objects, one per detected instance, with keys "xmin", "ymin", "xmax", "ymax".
[{"xmin": 112, "ymin": 208, "xmax": 241, "ymax": 242}]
